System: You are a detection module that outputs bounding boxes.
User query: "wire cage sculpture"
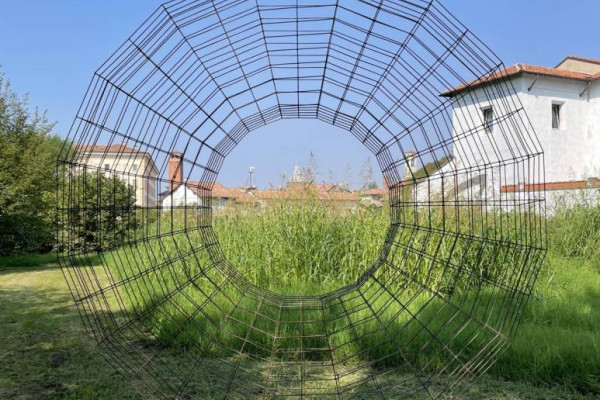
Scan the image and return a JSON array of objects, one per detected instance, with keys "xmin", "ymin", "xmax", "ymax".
[{"xmin": 57, "ymin": 0, "xmax": 546, "ymax": 398}]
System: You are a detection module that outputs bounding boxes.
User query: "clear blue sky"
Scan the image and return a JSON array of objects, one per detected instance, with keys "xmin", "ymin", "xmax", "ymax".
[{"xmin": 2, "ymin": 0, "xmax": 599, "ymax": 188}]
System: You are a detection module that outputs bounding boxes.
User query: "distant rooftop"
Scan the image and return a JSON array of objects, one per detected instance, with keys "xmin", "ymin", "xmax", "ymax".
[
  {"xmin": 76, "ymin": 143, "xmax": 159, "ymax": 173},
  {"xmin": 159, "ymin": 181, "xmax": 254, "ymax": 203},
  {"xmin": 77, "ymin": 143, "xmax": 147, "ymax": 154}
]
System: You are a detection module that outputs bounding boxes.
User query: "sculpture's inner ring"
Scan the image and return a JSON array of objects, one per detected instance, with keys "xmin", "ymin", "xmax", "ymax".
[{"xmin": 198, "ymin": 107, "xmax": 400, "ymax": 297}]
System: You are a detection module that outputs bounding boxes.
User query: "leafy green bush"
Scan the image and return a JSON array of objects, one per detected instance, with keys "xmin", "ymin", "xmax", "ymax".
[
  {"xmin": 0, "ymin": 72, "xmax": 64, "ymax": 255},
  {"xmin": 58, "ymin": 171, "xmax": 138, "ymax": 252}
]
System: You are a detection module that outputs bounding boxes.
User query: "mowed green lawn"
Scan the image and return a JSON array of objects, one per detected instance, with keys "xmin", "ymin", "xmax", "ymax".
[{"xmin": 0, "ymin": 254, "xmax": 597, "ymax": 399}]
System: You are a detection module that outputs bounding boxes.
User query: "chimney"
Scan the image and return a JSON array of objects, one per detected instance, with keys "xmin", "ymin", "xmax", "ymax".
[
  {"xmin": 403, "ymin": 151, "xmax": 417, "ymax": 180},
  {"xmin": 168, "ymin": 152, "xmax": 183, "ymax": 191}
]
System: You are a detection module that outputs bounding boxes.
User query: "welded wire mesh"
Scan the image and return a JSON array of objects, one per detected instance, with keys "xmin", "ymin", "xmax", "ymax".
[{"xmin": 57, "ymin": 0, "xmax": 546, "ymax": 398}]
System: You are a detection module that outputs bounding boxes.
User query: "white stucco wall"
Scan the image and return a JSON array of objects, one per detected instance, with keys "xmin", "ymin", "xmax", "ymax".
[
  {"xmin": 452, "ymin": 76, "xmax": 542, "ymax": 189},
  {"xmin": 81, "ymin": 152, "xmax": 158, "ymax": 207},
  {"xmin": 507, "ymin": 186, "xmax": 599, "ymax": 216},
  {"xmin": 586, "ymin": 80, "xmax": 600, "ymax": 177},
  {"xmin": 519, "ymin": 75, "xmax": 598, "ymax": 182},
  {"xmin": 416, "ymin": 72, "xmax": 600, "ymax": 210},
  {"xmin": 161, "ymin": 185, "xmax": 202, "ymax": 209},
  {"xmin": 413, "ymin": 77, "xmax": 541, "ymax": 205}
]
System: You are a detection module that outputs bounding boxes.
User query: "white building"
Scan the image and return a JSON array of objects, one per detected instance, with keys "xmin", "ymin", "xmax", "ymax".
[
  {"xmin": 77, "ymin": 144, "xmax": 159, "ymax": 207},
  {"xmin": 414, "ymin": 56, "xmax": 600, "ymax": 211},
  {"xmin": 159, "ymin": 152, "xmax": 252, "ymax": 210}
]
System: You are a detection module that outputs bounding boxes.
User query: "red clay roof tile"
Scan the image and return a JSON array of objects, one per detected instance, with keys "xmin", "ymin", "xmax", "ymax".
[{"xmin": 441, "ymin": 63, "xmax": 596, "ymax": 97}]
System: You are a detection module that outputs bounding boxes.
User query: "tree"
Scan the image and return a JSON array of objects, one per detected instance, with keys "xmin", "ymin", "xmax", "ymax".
[
  {"xmin": 0, "ymin": 72, "xmax": 63, "ymax": 255},
  {"xmin": 59, "ymin": 171, "xmax": 138, "ymax": 252},
  {"xmin": 0, "ymin": 71, "xmax": 137, "ymax": 255}
]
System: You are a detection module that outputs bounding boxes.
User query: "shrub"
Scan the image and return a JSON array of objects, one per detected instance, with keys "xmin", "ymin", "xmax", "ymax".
[
  {"xmin": 58, "ymin": 171, "xmax": 138, "ymax": 252},
  {"xmin": 0, "ymin": 72, "xmax": 63, "ymax": 255}
]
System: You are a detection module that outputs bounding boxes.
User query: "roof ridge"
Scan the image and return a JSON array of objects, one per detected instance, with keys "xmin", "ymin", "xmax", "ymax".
[
  {"xmin": 442, "ymin": 61, "xmax": 597, "ymax": 97},
  {"xmin": 557, "ymin": 55, "xmax": 600, "ymax": 67}
]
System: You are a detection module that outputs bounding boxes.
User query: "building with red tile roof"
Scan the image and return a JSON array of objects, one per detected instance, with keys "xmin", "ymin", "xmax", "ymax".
[
  {"xmin": 415, "ymin": 55, "xmax": 600, "ymax": 213},
  {"xmin": 441, "ymin": 63, "xmax": 600, "ymax": 97},
  {"xmin": 160, "ymin": 153, "xmax": 255, "ymax": 209}
]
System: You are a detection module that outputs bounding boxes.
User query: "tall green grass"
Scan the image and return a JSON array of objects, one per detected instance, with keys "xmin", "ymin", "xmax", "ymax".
[
  {"xmin": 492, "ymin": 254, "xmax": 600, "ymax": 393},
  {"xmin": 548, "ymin": 202, "xmax": 600, "ymax": 264},
  {"xmin": 214, "ymin": 202, "xmax": 388, "ymax": 292},
  {"xmin": 490, "ymin": 204, "xmax": 600, "ymax": 394},
  {"xmin": 101, "ymin": 200, "xmax": 599, "ymax": 394}
]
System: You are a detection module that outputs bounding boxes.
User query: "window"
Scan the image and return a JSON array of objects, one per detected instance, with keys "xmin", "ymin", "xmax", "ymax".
[
  {"xmin": 131, "ymin": 164, "xmax": 139, "ymax": 173},
  {"xmin": 104, "ymin": 163, "xmax": 110, "ymax": 170},
  {"xmin": 552, "ymin": 103, "xmax": 561, "ymax": 129},
  {"xmin": 409, "ymin": 156, "xmax": 417, "ymax": 168},
  {"xmin": 482, "ymin": 107, "xmax": 494, "ymax": 134}
]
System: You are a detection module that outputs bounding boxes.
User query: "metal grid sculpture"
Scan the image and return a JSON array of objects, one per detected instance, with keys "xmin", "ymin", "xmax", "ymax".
[{"xmin": 57, "ymin": 0, "xmax": 546, "ymax": 398}]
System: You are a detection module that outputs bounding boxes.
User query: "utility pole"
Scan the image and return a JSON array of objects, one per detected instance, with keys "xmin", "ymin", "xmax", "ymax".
[{"xmin": 248, "ymin": 166, "xmax": 255, "ymax": 189}]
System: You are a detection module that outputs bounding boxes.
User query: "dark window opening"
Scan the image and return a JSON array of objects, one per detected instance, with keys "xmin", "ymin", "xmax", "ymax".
[
  {"xmin": 483, "ymin": 107, "xmax": 494, "ymax": 134},
  {"xmin": 552, "ymin": 103, "xmax": 561, "ymax": 129}
]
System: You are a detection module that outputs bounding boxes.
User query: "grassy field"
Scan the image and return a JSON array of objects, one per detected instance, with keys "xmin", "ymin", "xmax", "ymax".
[
  {"xmin": 491, "ymin": 255, "xmax": 599, "ymax": 393},
  {"xmin": 1, "ymin": 203, "xmax": 598, "ymax": 399},
  {"xmin": 0, "ymin": 260, "xmax": 596, "ymax": 400},
  {"xmin": 0, "ymin": 252, "xmax": 57, "ymax": 268}
]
